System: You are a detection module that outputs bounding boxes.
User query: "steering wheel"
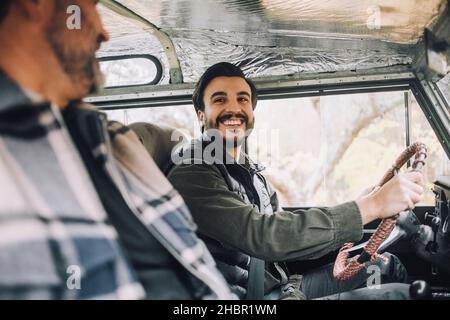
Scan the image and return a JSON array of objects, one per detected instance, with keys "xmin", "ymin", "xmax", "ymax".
[{"xmin": 333, "ymin": 142, "xmax": 428, "ymax": 281}]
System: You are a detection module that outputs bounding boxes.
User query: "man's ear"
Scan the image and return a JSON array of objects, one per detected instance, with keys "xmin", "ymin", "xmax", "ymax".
[
  {"xmin": 197, "ymin": 111, "xmax": 206, "ymax": 131},
  {"xmin": 198, "ymin": 111, "xmax": 205, "ymax": 124}
]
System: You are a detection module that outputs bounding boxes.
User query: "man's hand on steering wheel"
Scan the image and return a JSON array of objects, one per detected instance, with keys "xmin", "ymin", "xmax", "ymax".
[
  {"xmin": 334, "ymin": 142, "xmax": 427, "ymax": 280},
  {"xmin": 356, "ymin": 171, "xmax": 425, "ymax": 225}
]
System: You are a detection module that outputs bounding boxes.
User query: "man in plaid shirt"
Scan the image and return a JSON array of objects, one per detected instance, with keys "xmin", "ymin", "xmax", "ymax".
[{"xmin": 0, "ymin": 0, "xmax": 233, "ymax": 299}]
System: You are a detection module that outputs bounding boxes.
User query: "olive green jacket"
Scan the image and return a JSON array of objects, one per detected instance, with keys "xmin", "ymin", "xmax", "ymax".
[{"xmin": 168, "ymin": 162, "xmax": 364, "ymax": 262}]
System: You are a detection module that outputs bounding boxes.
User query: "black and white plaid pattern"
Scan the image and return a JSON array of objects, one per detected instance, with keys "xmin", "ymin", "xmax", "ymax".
[
  {"xmin": 0, "ymin": 71, "xmax": 235, "ymax": 300},
  {"xmin": 0, "ymin": 72, "xmax": 145, "ymax": 299},
  {"xmin": 113, "ymin": 160, "xmax": 235, "ymax": 299}
]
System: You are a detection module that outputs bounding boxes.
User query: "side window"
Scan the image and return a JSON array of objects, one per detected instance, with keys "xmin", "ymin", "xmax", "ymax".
[{"xmin": 248, "ymin": 91, "xmax": 447, "ymax": 207}]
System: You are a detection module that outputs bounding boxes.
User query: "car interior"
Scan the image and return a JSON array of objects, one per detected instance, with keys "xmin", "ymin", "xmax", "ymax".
[{"xmin": 85, "ymin": 0, "xmax": 450, "ymax": 299}]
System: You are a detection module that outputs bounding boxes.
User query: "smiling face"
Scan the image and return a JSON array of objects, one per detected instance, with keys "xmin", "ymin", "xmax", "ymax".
[{"xmin": 198, "ymin": 76, "xmax": 255, "ymax": 148}]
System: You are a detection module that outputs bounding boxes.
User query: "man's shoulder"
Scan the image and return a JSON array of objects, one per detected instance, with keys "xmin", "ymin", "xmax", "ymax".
[
  {"xmin": 106, "ymin": 119, "xmax": 131, "ymax": 137},
  {"xmin": 169, "ymin": 161, "xmax": 223, "ymax": 177},
  {"xmin": 169, "ymin": 139, "xmax": 222, "ymax": 173}
]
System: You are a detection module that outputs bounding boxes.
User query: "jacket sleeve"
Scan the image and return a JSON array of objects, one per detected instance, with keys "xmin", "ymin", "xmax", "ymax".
[
  {"xmin": 168, "ymin": 163, "xmax": 364, "ymax": 262},
  {"xmin": 267, "ymin": 179, "xmax": 281, "ymax": 213}
]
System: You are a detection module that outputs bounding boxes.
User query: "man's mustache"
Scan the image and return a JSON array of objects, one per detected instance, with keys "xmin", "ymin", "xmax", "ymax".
[
  {"xmin": 216, "ymin": 112, "xmax": 249, "ymax": 125},
  {"xmin": 96, "ymin": 33, "xmax": 107, "ymax": 50}
]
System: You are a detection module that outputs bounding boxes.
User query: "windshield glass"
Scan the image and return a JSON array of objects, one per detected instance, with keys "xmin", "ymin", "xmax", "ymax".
[{"xmin": 104, "ymin": 90, "xmax": 448, "ymax": 208}]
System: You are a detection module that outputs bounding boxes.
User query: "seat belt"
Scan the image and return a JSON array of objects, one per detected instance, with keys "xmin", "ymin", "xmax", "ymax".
[
  {"xmin": 246, "ymin": 257, "xmax": 265, "ymax": 300},
  {"xmin": 212, "ymin": 163, "xmax": 266, "ymax": 300}
]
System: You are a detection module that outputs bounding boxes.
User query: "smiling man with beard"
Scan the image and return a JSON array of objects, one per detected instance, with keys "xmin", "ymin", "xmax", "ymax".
[
  {"xmin": 0, "ymin": 0, "xmax": 233, "ymax": 299},
  {"xmin": 167, "ymin": 62, "xmax": 425, "ymax": 300},
  {"xmin": 199, "ymin": 74, "xmax": 255, "ymax": 160}
]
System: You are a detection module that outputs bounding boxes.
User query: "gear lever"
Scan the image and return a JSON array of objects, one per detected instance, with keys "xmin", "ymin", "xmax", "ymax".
[{"xmin": 409, "ymin": 280, "xmax": 432, "ymax": 300}]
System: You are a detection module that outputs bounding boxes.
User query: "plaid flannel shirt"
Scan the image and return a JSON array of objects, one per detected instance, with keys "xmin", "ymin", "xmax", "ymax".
[
  {"xmin": 0, "ymin": 70, "xmax": 234, "ymax": 300},
  {"xmin": 0, "ymin": 71, "xmax": 145, "ymax": 299},
  {"xmin": 80, "ymin": 112, "xmax": 235, "ymax": 300}
]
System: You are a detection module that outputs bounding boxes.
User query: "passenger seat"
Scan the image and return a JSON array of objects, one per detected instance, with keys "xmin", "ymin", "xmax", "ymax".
[{"xmin": 129, "ymin": 122, "xmax": 188, "ymax": 174}]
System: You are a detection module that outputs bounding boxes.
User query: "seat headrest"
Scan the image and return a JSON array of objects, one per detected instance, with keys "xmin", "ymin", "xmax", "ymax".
[{"xmin": 129, "ymin": 122, "xmax": 186, "ymax": 173}]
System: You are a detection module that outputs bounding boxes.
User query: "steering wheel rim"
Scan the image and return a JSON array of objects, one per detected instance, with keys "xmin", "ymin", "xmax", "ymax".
[{"xmin": 333, "ymin": 142, "xmax": 428, "ymax": 281}]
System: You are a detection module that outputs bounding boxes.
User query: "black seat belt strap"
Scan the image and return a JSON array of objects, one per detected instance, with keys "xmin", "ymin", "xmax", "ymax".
[{"xmin": 246, "ymin": 257, "xmax": 265, "ymax": 300}]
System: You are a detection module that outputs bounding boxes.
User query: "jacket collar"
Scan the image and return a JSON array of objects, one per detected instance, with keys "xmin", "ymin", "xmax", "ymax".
[
  {"xmin": 180, "ymin": 134, "xmax": 265, "ymax": 173},
  {"xmin": 240, "ymin": 152, "xmax": 265, "ymax": 173},
  {"xmin": 0, "ymin": 71, "xmax": 34, "ymax": 113}
]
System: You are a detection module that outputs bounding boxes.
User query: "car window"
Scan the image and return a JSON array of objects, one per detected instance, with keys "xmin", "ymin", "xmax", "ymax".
[
  {"xmin": 100, "ymin": 56, "xmax": 163, "ymax": 88},
  {"xmin": 248, "ymin": 91, "xmax": 447, "ymax": 207},
  {"xmin": 104, "ymin": 90, "xmax": 447, "ymax": 208}
]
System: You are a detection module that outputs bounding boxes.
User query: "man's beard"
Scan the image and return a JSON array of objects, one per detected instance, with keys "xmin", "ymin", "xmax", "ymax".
[
  {"xmin": 45, "ymin": 16, "xmax": 104, "ymax": 96},
  {"xmin": 205, "ymin": 113, "xmax": 255, "ymax": 148}
]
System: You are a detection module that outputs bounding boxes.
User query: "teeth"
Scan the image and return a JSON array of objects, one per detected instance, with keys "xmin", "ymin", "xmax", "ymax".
[{"xmin": 222, "ymin": 119, "xmax": 243, "ymax": 126}]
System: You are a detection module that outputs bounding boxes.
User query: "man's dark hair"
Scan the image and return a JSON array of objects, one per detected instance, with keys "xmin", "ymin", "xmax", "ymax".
[
  {"xmin": 192, "ymin": 62, "xmax": 258, "ymax": 113},
  {"xmin": 0, "ymin": 0, "xmax": 13, "ymax": 23}
]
